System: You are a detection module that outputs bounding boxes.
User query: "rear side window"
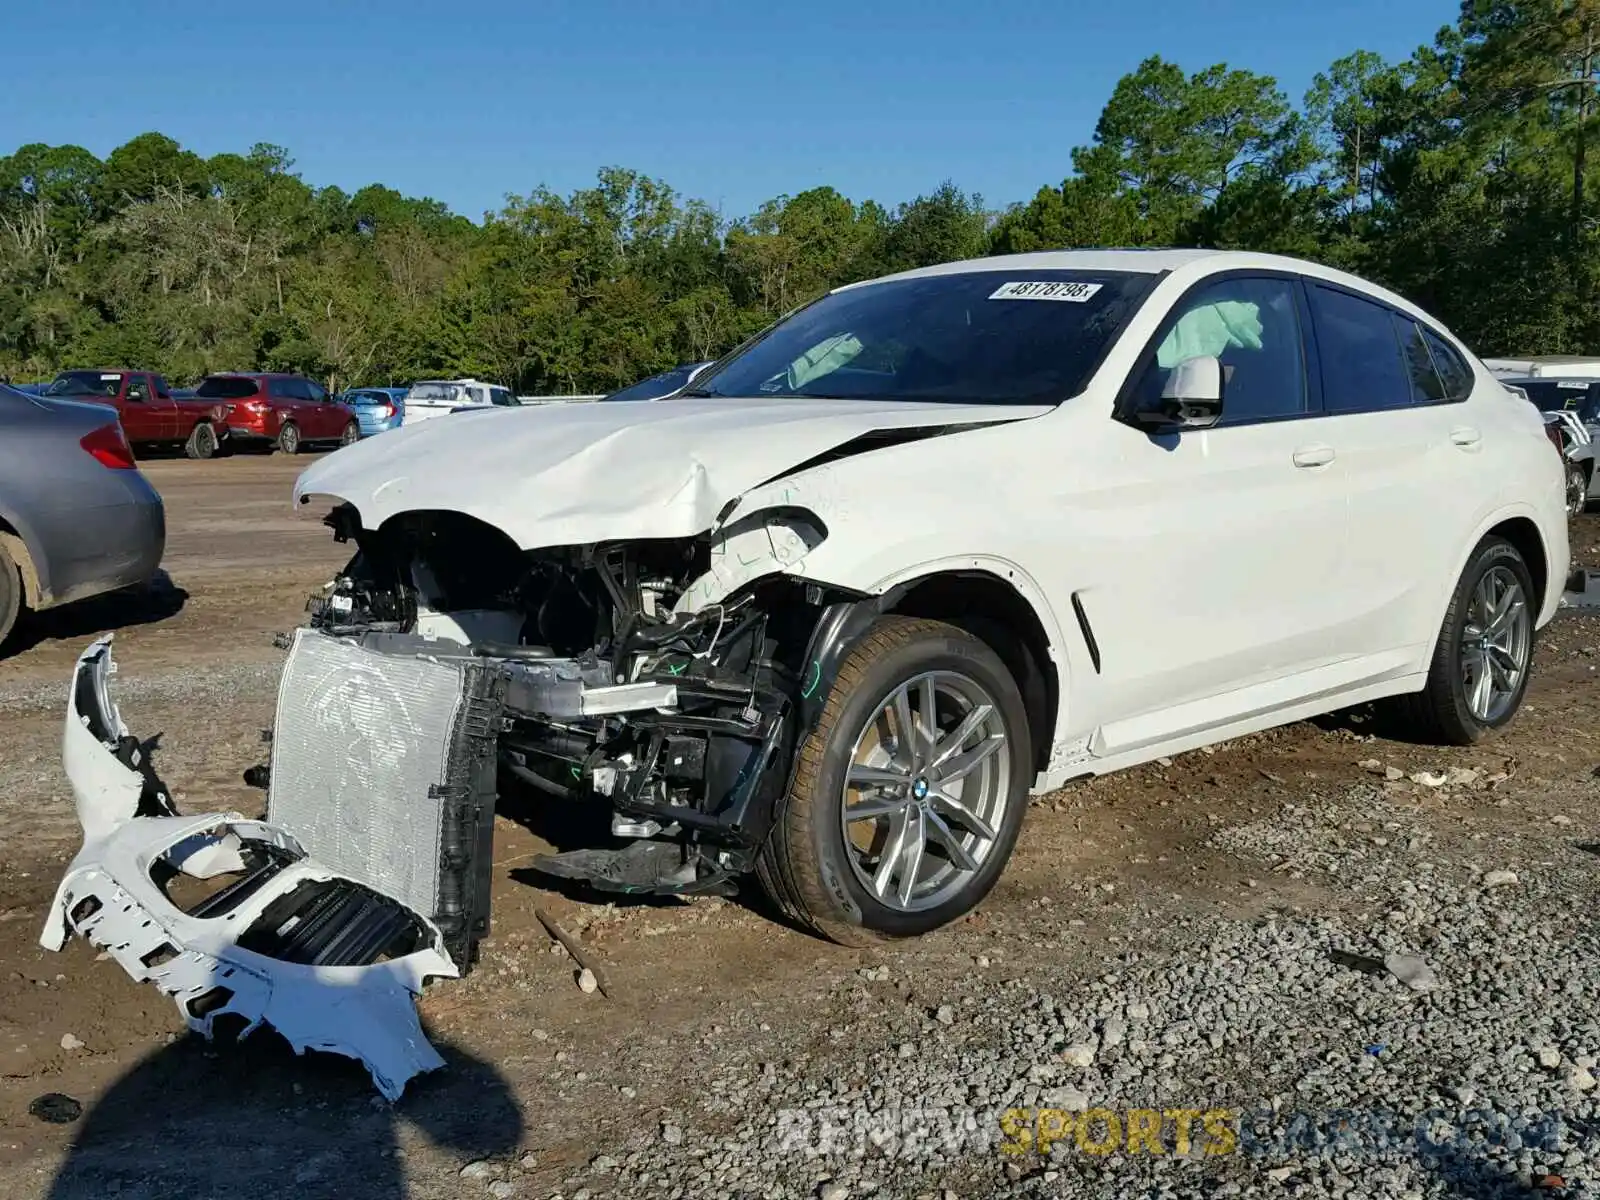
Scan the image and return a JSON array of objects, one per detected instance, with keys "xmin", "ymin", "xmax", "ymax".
[
  {"xmin": 1392, "ymin": 316, "xmax": 1446, "ymax": 403},
  {"xmin": 1308, "ymin": 286, "xmax": 1411, "ymax": 413},
  {"xmin": 1422, "ymin": 329, "xmax": 1474, "ymax": 402},
  {"xmin": 267, "ymin": 378, "xmax": 297, "ymax": 399},
  {"xmin": 197, "ymin": 377, "xmax": 261, "ymax": 399}
]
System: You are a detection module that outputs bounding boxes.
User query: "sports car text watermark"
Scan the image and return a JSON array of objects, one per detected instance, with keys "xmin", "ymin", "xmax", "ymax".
[{"xmin": 769, "ymin": 1104, "xmax": 1571, "ymax": 1161}]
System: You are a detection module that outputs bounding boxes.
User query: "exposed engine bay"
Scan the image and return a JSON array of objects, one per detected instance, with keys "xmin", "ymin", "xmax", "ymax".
[{"xmin": 302, "ymin": 504, "xmax": 845, "ymax": 938}]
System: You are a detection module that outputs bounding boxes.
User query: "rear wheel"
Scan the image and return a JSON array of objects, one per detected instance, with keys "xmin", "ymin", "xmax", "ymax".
[
  {"xmin": 0, "ymin": 541, "xmax": 22, "ymax": 652},
  {"xmin": 756, "ymin": 616, "xmax": 1031, "ymax": 945},
  {"xmin": 276, "ymin": 422, "xmax": 301, "ymax": 455},
  {"xmin": 340, "ymin": 421, "xmax": 360, "ymax": 447},
  {"xmin": 1396, "ymin": 535, "xmax": 1536, "ymax": 745},
  {"xmin": 184, "ymin": 421, "xmax": 219, "ymax": 460},
  {"xmin": 1567, "ymin": 461, "xmax": 1588, "ymax": 517}
]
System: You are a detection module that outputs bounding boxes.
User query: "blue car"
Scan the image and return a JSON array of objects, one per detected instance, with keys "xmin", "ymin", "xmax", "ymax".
[{"xmin": 336, "ymin": 387, "xmax": 408, "ymax": 436}]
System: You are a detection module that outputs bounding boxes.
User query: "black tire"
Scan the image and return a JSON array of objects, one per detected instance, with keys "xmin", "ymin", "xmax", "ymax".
[
  {"xmin": 276, "ymin": 422, "xmax": 301, "ymax": 455},
  {"xmin": 0, "ymin": 541, "xmax": 22, "ymax": 652},
  {"xmin": 340, "ymin": 421, "xmax": 360, "ymax": 447},
  {"xmin": 1395, "ymin": 535, "xmax": 1536, "ymax": 745},
  {"xmin": 184, "ymin": 421, "xmax": 219, "ymax": 460},
  {"xmin": 755, "ymin": 616, "xmax": 1031, "ymax": 946},
  {"xmin": 1567, "ymin": 461, "xmax": 1589, "ymax": 517}
]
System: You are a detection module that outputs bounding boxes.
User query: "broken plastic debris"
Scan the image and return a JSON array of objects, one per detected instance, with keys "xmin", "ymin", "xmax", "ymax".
[
  {"xmin": 1408, "ymin": 771, "xmax": 1448, "ymax": 788},
  {"xmin": 1483, "ymin": 869, "xmax": 1519, "ymax": 889},
  {"xmin": 43, "ymin": 635, "xmax": 456, "ymax": 1101},
  {"xmin": 1384, "ymin": 953, "xmax": 1439, "ymax": 993}
]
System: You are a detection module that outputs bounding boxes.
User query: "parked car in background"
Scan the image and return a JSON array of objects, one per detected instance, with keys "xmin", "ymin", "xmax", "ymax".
[
  {"xmin": 0, "ymin": 384, "xmax": 165, "ymax": 651},
  {"xmin": 336, "ymin": 387, "xmax": 408, "ymax": 437},
  {"xmin": 400, "ymin": 379, "xmax": 516, "ymax": 426},
  {"xmin": 41, "ymin": 370, "xmax": 231, "ymax": 459},
  {"xmin": 1484, "ymin": 355, "xmax": 1600, "ymax": 380},
  {"xmin": 1502, "ymin": 375, "xmax": 1600, "ymax": 515},
  {"xmin": 196, "ymin": 373, "xmax": 359, "ymax": 454},
  {"xmin": 285, "ymin": 249, "xmax": 1567, "ymax": 948},
  {"xmin": 600, "ymin": 361, "xmax": 713, "ymax": 402}
]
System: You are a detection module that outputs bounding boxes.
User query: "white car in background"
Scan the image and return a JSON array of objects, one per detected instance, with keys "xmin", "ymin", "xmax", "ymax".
[
  {"xmin": 399, "ymin": 378, "xmax": 517, "ymax": 425},
  {"xmin": 44, "ymin": 249, "xmax": 1570, "ymax": 1097}
]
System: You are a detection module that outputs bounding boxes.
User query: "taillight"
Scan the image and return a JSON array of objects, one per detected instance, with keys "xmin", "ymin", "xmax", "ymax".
[
  {"xmin": 81, "ymin": 422, "xmax": 137, "ymax": 469},
  {"xmin": 376, "ymin": 403, "xmax": 393, "ymax": 419}
]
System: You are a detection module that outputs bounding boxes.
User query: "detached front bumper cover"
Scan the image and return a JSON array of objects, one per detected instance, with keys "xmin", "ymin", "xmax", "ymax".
[{"xmin": 42, "ymin": 635, "xmax": 457, "ymax": 1100}]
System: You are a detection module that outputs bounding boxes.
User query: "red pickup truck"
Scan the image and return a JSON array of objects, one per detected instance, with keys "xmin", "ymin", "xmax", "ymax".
[{"xmin": 41, "ymin": 370, "xmax": 230, "ymax": 459}]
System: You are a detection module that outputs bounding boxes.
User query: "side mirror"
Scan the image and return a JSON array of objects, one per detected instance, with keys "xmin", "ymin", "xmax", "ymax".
[{"xmin": 1135, "ymin": 355, "xmax": 1224, "ymax": 431}]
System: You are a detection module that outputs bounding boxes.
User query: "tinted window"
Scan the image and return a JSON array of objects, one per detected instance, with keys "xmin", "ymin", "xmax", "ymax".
[
  {"xmin": 1423, "ymin": 329, "xmax": 1474, "ymax": 401},
  {"xmin": 125, "ymin": 375, "xmax": 149, "ymax": 401},
  {"xmin": 604, "ymin": 364, "xmax": 697, "ymax": 403},
  {"xmin": 1131, "ymin": 276, "xmax": 1306, "ymax": 423},
  {"xmin": 196, "ymin": 376, "xmax": 261, "ymax": 399},
  {"xmin": 267, "ymin": 378, "xmax": 296, "ymax": 399},
  {"xmin": 45, "ymin": 371, "xmax": 122, "ymax": 398},
  {"xmin": 154, "ymin": 375, "xmax": 171, "ymax": 397},
  {"xmin": 490, "ymin": 388, "xmax": 517, "ymax": 406},
  {"xmin": 1393, "ymin": 315, "xmax": 1446, "ymax": 403},
  {"xmin": 1309, "ymin": 286, "xmax": 1411, "ymax": 413},
  {"xmin": 688, "ymin": 270, "xmax": 1155, "ymax": 405},
  {"xmin": 304, "ymin": 379, "xmax": 328, "ymax": 403}
]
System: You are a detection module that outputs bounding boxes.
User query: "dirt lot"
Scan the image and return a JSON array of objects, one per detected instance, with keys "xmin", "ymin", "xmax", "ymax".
[{"xmin": 3, "ymin": 454, "xmax": 1600, "ymax": 1199}]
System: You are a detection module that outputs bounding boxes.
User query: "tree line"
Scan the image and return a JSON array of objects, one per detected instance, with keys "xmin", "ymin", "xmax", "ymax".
[{"xmin": 3, "ymin": 0, "xmax": 1598, "ymax": 394}]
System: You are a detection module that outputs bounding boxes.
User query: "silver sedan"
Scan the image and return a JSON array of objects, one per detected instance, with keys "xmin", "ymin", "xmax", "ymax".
[{"xmin": 0, "ymin": 385, "xmax": 166, "ymax": 650}]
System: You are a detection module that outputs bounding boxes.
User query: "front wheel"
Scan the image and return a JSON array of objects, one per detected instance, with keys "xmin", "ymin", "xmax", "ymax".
[
  {"xmin": 184, "ymin": 421, "xmax": 219, "ymax": 460},
  {"xmin": 276, "ymin": 422, "xmax": 301, "ymax": 455},
  {"xmin": 1395, "ymin": 536, "xmax": 1536, "ymax": 745},
  {"xmin": 1567, "ymin": 461, "xmax": 1589, "ymax": 517},
  {"xmin": 340, "ymin": 421, "xmax": 360, "ymax": 447},
  {"xmin": 756, "ymin": 616, "xmax": 1031, "ymax": 945}
]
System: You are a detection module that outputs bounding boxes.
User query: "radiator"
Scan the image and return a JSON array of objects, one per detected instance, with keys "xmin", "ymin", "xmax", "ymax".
[{"xmin": 265, "ymin": 629, "xmax": 503, "ymax": 968}]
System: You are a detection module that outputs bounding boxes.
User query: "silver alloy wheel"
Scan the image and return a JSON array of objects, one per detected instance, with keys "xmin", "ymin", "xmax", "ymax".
[
  {"xmin": 1567, "ymin": 464, "xmax": 1587, "ymax": 517},
  {"xmin": 839, "ymin": 670, "xmax": 1012, "ymax": 913},
  {"xmin": 1460, "ymin": 565, "xmax": 1532, "ymax": 723}
]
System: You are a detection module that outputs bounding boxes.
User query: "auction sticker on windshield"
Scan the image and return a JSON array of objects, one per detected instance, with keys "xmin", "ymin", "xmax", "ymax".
[{"xmin": 988, "ymin": 280, "xmax": 1103, "ymax": 302}]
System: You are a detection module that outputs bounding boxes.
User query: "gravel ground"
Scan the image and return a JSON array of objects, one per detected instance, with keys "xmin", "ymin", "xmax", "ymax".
[{"xmin": 2, "ymin": 459, "xmax": 1599, "ymax": 1200}]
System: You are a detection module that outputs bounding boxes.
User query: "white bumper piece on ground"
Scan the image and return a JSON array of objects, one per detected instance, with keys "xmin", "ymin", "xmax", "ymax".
[{"xmin": 41, "ymin": 635, "xmax": 458, "ymax": 1101}]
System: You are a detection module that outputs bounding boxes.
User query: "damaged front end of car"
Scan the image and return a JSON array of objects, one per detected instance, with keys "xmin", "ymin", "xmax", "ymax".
[{"xmin": 299, "ymin": 500, "xmax": 849, "ymax": 906}]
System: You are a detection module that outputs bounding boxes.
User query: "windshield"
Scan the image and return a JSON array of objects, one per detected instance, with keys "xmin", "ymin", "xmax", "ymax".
[
  {"xmin": 408, "ymin": 383, "xmax": 464, "ymax": 405},
  {"xmin": 603, "ymin": 364, "xmax": 698, "ymax": 403},
  {"xmin": 196, "ymin": 376, "xmax": 261, "ymax": 399},
  {"xmin": 1516, "ymin": 379, "xmax": 1600, "ymax": 421},
  {"xmin": 490, "ymin": 388, "xmax": 518, "ymax": 406},
  {"xmin": 45, "ymin": 371, "xmax": 122, "ymax": 398},
  {"xmin": 686, "ymin": 270, "xmax": 1155, "ymax": 405}
]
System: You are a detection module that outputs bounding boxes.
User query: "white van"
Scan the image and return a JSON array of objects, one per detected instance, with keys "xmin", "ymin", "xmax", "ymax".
[{"xmin": 400, "ymin": 379, "xmax": 518, "ymax": 426}]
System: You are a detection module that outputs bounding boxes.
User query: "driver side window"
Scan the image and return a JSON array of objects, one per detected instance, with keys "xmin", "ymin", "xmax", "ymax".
[{"xmin": 1132, "ymin": 277, "xmax": 1308, "ymax": 424}]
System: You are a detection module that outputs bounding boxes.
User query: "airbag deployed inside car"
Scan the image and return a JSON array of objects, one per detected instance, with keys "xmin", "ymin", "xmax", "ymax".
[{"xmin": 41, "ymin": 635, "xmax": 457, "ymax": 1100}]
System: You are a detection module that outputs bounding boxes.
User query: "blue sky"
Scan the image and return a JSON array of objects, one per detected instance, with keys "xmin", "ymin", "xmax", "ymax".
[{"xmin": 6, "ymin": 0, "xmax": 1454, "ymax": 221}]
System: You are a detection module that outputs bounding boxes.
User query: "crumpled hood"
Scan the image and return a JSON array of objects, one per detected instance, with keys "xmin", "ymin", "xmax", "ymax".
[{"xmin": 294, "ymin": 396, "xmax": 1049, "ymax": 548}]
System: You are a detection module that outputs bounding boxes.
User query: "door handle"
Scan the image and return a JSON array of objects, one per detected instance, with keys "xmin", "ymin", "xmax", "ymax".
[
  {"xmin": 1292, "ymin": 445, "xmax": 1336, "ymax": 468},
  {"xmin": 1450, "ymin": 425, "xmax": 1482, "ymax": 449}
]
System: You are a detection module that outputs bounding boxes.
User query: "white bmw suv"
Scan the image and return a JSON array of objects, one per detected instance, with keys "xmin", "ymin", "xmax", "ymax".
[
  {"xmin": 50, "ymin": 253, "xmax": 1571, "ymax": 1073},
  {"xmin": 281, "ymin": 248, "xmax": 1567, "ymax": 944}
]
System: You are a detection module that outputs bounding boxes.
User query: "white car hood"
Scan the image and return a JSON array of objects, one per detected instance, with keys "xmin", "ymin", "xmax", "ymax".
[{"xmin": 295, "ymin": 396, "xmax": 1049, "ymax": 548}]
